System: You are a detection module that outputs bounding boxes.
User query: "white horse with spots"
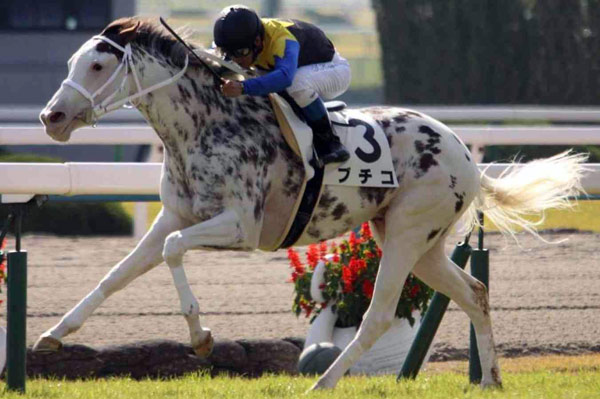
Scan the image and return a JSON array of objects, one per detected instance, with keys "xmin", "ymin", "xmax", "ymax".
[{"xmin": 37, "ymin": 17, "xmax": 586, "ymax": 390}]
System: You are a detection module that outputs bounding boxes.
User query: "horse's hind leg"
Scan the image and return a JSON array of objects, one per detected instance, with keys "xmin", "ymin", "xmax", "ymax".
[
  {"xmin": 33, "ymin": 208, "xmax": 186, "ymax": 352},
  {"xmin": 412, "ymin": 238, "xmax": 502, "ymax": 388},
  {"xmin": 312, "ymin": 187, "xmax": 453, "ymax": 390}
]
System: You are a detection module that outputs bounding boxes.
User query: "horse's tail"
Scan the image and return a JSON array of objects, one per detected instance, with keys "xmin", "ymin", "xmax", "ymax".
[{"xmin": 461, "ymin": 151, "xmax": 588, "ymax": 239}]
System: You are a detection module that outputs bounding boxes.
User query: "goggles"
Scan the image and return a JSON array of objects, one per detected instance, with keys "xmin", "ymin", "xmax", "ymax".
[{"xmin": 225, "ymin": 47, "xmax": 252, "ymax": 58}]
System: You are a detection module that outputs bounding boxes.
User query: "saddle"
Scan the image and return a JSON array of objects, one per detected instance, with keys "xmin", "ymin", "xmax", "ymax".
[{"xmin": 269, "ymin": 93, "xmax": 345, "ymax": 181}]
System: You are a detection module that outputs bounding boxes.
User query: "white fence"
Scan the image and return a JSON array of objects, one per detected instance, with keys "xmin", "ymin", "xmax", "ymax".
[
  {"xmin": 2, "ymin": 106, "xmax": 600, "ymax": 238},
  {"xmin": 0, "ymin": 162, "xmax": 598, "ymax": 196}
]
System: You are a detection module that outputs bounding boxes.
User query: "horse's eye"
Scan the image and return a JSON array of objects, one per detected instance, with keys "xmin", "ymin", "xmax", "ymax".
[{"xmin": 92, "ymin": 63, "xmax": 103, "ymax": 72}]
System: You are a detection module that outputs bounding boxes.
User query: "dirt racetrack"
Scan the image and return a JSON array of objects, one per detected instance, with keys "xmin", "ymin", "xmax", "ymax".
[{"xmin": 1, "ymin": 231, "xmax": 599, "ymax": 360}]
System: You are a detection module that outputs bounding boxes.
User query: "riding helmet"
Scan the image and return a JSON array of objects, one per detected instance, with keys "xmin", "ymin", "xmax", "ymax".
[{"xmin": 213, "ymin": 5, "xmax": 263, "ymax": 51}]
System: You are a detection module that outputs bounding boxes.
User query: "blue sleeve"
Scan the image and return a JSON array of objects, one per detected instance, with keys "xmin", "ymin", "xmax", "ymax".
[{"xmin": 242, "ymin": 40, "xmax": 299, "ymax": 96}]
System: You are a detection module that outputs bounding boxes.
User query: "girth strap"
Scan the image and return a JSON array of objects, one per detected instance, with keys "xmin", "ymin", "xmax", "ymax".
[{"xmin": 278, "ymin": 157, "xmax": 325, "ymax": 248}]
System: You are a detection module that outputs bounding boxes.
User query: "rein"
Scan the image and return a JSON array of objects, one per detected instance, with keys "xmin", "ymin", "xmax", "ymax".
[
  {"xmin": 61, "ymin": 35, "xmax": 189, "ymax": 124},
  {"xmin": 159, "ymin": 17, "xmax": 250, "ymax": 80},
  {"xmin": 159, "ymin": 17, "xmax": 225, "ymax": 85}
]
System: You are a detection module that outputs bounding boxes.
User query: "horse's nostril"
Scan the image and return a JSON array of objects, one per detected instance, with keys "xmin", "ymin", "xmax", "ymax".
[{"xmin": 49, "ymin": 111, "xmax": 66, "ymax": 124}]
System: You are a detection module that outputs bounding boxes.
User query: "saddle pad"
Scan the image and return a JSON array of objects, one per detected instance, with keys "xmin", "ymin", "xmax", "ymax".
[
  {"xmin": 326, "ymin": 110, "xmax": 399, "ymax": 188},
  {"xmin": 269, "ymin": 93, "xmax": 315, "ymax": 181}
]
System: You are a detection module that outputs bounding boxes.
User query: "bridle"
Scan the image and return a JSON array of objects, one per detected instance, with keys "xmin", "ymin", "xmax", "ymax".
[{"xmin": 61, "ymin": 35, "xmax": 189, "ymax": 124}]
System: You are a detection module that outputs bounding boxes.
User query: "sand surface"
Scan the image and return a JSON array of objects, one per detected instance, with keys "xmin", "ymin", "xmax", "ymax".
[{"xmin": 2, "ymin": 231, "xmax": 599, "ymax": 359}]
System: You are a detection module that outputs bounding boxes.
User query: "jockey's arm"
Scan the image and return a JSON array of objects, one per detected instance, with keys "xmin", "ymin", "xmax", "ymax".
[{"xmin": 242, "ymin": 39, "xmax": 299, "ymax": 96}]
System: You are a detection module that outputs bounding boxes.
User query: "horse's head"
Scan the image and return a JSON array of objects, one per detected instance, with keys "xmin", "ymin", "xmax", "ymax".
[{"xmin": 40, "ymin": 18, "xmax": 143, "ymax": 142}]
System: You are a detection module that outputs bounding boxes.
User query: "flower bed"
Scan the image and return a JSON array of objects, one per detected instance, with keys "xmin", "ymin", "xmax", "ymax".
[
  {"xmin": 288, "ymin": 223, "xmax": 434, "ymax": 375},
  {"xmin": 288, "ymin": 223, "xmax": 433, "ymax": 328}
]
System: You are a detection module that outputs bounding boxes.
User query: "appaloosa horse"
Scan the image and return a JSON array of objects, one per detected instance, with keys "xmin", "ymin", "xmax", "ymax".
[{"xmin": 38, "ymin": 17, "xmax": 585, "ymax": 390}]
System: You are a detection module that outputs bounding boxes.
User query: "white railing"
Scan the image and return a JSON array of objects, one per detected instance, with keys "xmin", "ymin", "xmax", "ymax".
[{"xmin": 0, "ymin": 161, "xmax": 597, "ymax": 195}]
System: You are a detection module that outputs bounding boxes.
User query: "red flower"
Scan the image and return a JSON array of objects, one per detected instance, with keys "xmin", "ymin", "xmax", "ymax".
[
  {"xmin": 342, "ymin": 266, "xmax": 355, "ymax": 293},
  {"xmin": 362, "ymin": 280, "xmax": 374, "ymax": 299},
  {"xmin": 376, "ymin": 247, "xmax": 383, "ymax": 258},
  {"xmin": 287, "ymin": 248, "xmax": 305, "ymax": 274},
  {"xmin": 360, "ymin": 222, "xmax": 372, "ymax": 239},
  {"xmin": 319, "ymin": 241, "xmax": 328, "ymax": 260},
  {"xmin": 349, "ymin": 258, "xmax": 367, "ymax": 274},
  {"xmin": 332, "ymin": 252, "xmax": 340, "ymax": 263},
  {"xmin": 349, "ymin": 231, "xmax": 358, "ymax": 252},
  {"xmin": 306, "ymin": 244, "xmax": 320, "ymax": 269}
]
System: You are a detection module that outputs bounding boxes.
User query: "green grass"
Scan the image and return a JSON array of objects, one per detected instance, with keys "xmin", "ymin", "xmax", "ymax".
[{"xmin": 2, "ymin": 368, "xmax": 600, "ymax": 398}]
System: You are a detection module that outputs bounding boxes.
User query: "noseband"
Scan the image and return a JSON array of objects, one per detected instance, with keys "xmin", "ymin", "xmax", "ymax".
[{"xmin": 61, "ymin": 35, "xmax": 189, "ymax": 124}]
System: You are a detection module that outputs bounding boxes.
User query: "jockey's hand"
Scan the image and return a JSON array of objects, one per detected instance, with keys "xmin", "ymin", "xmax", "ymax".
[{"xmin": 220, "ymin": 80, "xmax": 244, "ymax": 97}]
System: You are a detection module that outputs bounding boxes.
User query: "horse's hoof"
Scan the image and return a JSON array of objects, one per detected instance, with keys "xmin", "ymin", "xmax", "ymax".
[
  {"xmin": 193, "ymin": 331, "xmax": 214, "ymax": 358},
  {"xmin": 33, "ymin": 335, "xmax": 63, "ymax": 353}
]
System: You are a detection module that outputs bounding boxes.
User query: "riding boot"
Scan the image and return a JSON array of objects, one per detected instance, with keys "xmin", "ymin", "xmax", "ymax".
[{"xmin": 301, "ymin": 97, "xmax": 350, "ymax": 165}]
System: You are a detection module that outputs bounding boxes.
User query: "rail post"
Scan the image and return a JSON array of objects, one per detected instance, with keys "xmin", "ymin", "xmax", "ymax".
[
  {"xmin": 5, "ymin": 205, "xmax": 27, "ymax": 392},
  {"xmin": 1, "ymin": 197, "xmax": 44, "ymax": 393}
]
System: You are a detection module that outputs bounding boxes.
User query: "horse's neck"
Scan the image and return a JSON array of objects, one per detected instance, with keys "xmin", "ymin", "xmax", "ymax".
[
  {"xmin": 132, "ymin": 49, "xmax": 286, "ymax": 172},
  {"xmin": 133, "ymin": 51, "xmax": 215, "ymax": 149}
]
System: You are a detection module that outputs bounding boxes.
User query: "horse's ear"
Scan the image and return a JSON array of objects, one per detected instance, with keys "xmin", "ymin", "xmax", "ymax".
[
  {"xmin": 100, "ymin": 18, "xmax": 140, "ymax": 47},
  {"xmin": 119, "ymin": 20, "xmax": 141, "ymax": 44}
]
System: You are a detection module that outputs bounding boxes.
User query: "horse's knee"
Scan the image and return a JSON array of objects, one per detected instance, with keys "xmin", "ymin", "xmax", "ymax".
[{"xmin": 163, "ymin": 231, "xmax": 185, "ymax": 265}]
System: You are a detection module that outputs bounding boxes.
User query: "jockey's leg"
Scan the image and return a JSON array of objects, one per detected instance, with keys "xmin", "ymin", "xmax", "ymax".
[
  {"xmin": 33, "ymin": 207, "xmax": 187, "ymax": 352},
  {"xmin": 162, "ymin": 209, "xmax": 254, "ymax": 357},
  {"xmin": 287, "ymin": 52, "xmax": 351, "ymax": 165},
  {"xmin": 298, "ymin": 95, "xmax": 349, "ymax": 165}
]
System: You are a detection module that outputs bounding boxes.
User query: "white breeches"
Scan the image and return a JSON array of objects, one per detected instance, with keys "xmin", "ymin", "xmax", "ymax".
[{"xmin": 286, "ymin": 52, "xmax": 351, "ymax": 107}]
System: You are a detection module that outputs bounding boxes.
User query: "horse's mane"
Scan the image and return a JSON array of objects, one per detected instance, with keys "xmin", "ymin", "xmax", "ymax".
[{"xmin": 100, "ymin": 17, "xmax": 213, "ymax": 70}]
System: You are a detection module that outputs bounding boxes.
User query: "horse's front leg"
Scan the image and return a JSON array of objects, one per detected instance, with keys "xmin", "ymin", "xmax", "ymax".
[
  {"xmin": 162, "ymin": 209, "xmax": 256, "ymax": 357},
  {"xmin": 33, "ymin": 208, "xmax": 187, "ymax": 352}
]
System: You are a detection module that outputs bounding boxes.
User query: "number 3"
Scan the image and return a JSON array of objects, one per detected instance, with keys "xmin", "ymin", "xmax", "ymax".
[{"xmin": 348, "ymin": 118, "xmax": 381, "ymax": 163}]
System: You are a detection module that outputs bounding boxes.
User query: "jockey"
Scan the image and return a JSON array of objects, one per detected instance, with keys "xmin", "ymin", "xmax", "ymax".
[{"xmin": 213, "ymin": 5, "xmax": 351, "ymax": 165}]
